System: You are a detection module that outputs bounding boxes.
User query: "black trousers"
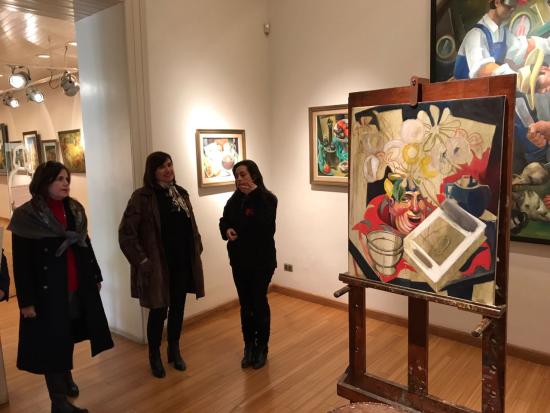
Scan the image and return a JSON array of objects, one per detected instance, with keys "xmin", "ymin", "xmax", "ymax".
[
  {"xmin": 45, "ymin": 371, "xmax": 73, "ymax": 404},
  {"xmin": 147, "ymin": 270, "xmax": 188, "ymax": 350},
  {"xmin": 232, "ymin": 267, "xmax": 273, "ymax": 347}
]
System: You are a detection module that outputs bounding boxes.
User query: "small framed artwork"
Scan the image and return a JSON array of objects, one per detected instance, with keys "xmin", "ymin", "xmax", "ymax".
[
  {"xmin": 0, "ymin": 124, "xmax": 8, "ymax": 175},
  {"xmin": 195, "ymin": 129, "xmax": 246, "ymax": 188},
  {"xmin": 12, "ymin": 144, "xmax": 29, "ymax": 170},
  {"xmin": 58, "ymin": 129, "xmax": 86, "ymax": 173},
  {"xmin": 41, "ymin": 140, "xmax": 60, "ymax": 162},
  {"xmin": 23, "ymin": 130, "xmax": 42, "ymax": 171},
  {"xmin": 309, "ymin": 104, "xmax": 349, "ymax": 186}
]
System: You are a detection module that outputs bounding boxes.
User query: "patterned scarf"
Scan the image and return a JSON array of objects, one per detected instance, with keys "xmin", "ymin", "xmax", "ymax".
[{"xmin": 159, "ymin": 182, "xmax": 190, "ymax": 218}]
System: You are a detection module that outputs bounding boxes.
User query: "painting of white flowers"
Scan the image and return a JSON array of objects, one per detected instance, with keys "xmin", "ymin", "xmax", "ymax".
[{"xmin": 348, "ymin": 97, "xmax": 506, "ymax": 306}]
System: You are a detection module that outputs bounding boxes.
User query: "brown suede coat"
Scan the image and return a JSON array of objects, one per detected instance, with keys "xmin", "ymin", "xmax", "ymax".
[{"xmin": 118, "ymin": 185, "xmax": 204, "ymax": 308}]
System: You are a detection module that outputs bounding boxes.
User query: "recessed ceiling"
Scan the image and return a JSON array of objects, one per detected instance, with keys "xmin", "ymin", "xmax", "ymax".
[{"xmin": 0, "ymin": 0, "xmax": 122, "ymax": 93}]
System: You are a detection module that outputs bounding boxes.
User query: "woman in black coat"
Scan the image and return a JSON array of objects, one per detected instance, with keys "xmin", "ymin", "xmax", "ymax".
[
  {"xmin": 8, "ymin": 161, "xmax": 114, "ymax": 413},
  {"xmin": 219, "ymin": 160, "xmax": 277, "ymax": 369}
]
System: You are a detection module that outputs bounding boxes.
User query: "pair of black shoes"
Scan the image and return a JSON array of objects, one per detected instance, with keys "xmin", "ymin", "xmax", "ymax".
[
  {"xmin": 149, "ymin": 342, "xmax": 186, "ymax": 378},
  {"xmin": 241, "ymin": 343, "xmax": 268, "ymax": 369}
]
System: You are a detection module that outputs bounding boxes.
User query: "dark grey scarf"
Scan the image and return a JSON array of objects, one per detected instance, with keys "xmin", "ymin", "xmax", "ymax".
[{"xmin": 7, "ymin": 196, "xmax": 88, "ymax": 257}]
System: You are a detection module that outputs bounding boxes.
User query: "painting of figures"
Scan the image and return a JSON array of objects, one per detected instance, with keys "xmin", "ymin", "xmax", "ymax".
[
  {"xmin": 348, "ymin": 97, "xmax": 506, "ymax": 306},
  {"xmin": 431, "ymin": 0, "xmax": 550, "ymax": 243}
]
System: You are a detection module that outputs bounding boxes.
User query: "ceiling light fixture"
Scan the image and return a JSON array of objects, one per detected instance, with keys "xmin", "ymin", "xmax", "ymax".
[
  {"xmin": 60, "ymin": 71, "xmax": 80, "ymax": 96},
  {"xmin": 3, "ymin": 94, "xmax": 20, "ymax": 108},
  {"xmin": 36, "ymin": 54, "xmax": 50, "ymax": 59},
  {"xmin": 67, "ymin": 41, "xmax": 77, "ymax": 47},
  {"xmin": 26, "ymin": 87, "xmax": 44, "ymax": 103},
  {"xmin": 9, "ymin": 66, "xmax": 31, "ymax": 89}
]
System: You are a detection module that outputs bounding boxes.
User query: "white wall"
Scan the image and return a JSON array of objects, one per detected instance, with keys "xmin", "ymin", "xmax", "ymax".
[
  {"xmin": 143, "ymin": 0, "xmax": 270, "ymax": 318},
  {"xmin": 0, "ymin": 87, "xmax": 88, "ymax": 218},
  {"xmin": 267, "ymin": 0, "xmax": 550, "ymax": 355},
  {"xmin": 77, "ymin": 4, "xmax": 144, "ymax": 341}
]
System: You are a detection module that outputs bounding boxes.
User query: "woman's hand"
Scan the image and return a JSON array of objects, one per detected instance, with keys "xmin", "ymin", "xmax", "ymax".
[
  {"xmin": 238, "ymin": 182, "xmax": 257, "ymax": 195},
  {"xmin": 226, "ymin": 228, "xmax": 238, "ymax": 241},
  {"xmin": 21, "ymin": 306, "xmax": 37, "ymax": 318}
]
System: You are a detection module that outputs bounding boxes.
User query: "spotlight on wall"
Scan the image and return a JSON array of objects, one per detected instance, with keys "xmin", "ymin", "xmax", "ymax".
[
  {"xmin": 26, "ymin": 87, "xmax": 45, "ymax": 103},
  {"xmin": 2, "ymin": 93, "xmax": 20, "ymax": 108},
  {"xmin": 60, "ymin": 71, "xmax": 80, "ymax": 96},
  {"xmin": 9, "ymin": 66, "xmax": 31, "ymax": 89}
]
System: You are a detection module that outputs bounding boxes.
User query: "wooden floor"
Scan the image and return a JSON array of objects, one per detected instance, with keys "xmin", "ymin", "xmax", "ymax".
[{"xmin": 0, "ymin": 292, "xmax": 549, "ymax": 413}]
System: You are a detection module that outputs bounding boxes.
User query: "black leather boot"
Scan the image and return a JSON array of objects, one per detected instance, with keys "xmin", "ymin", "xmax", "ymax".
[
  {"xmin": 241, "ymin": 343, "xmax": 254, "ymax": 368},
  {"xmin": 65, "ymin": 371, "xmax": 79, "ymax": 398},
  {"xmin": 167, "ymin": 341, "xmax": 186, "ymax": 371},
  {"xmin": 149, "ymin": 348, "xmax": 166, "ymax": 378},
  {"xmin": 51, "ymin": 399, "xmax": 88, "ymax": 413},
  {"xmin": 253, "ymin": 345, "xmax": 268, "ymax": 369}
]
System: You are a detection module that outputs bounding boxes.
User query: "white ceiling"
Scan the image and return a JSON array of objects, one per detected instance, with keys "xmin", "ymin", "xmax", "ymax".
[{"xmin": 0, "ymin": 0, "xmax": 123, "ymax": 93}]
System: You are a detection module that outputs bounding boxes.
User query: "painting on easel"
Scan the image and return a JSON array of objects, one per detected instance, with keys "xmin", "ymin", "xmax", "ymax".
[{"xmin": 348, "ymin": 97, "xmax": 506, "ymax": 306}]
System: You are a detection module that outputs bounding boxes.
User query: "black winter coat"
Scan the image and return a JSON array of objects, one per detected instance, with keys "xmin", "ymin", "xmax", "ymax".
[
  {"xmin": 219, "ymin": 188, "xmax": 277, "ymax": 272},
  {"xmin": 12, "ymin": 205, "xmax": 113, "ymax": 374}
]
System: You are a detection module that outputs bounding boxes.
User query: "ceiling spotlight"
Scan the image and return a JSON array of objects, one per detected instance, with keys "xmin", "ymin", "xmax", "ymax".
[
  {"xmin": 60, "ymin": 71, "xmax": 80, "ymax": 96},
  {"xmin": 36, "ymin": 54, "xmax": 50, "ymax": 59},
  {"xmin": 9, "ymin": 66, "xmax": 31, "ymax": 89},
  {"xmin": 26, "ymin": 87, "xmax": 44, "ymax": 103},
  {"xmin": 3, "ymin": 94, "xmax": 20, "ymax": 108},
  {"xmin": 67, "ymin": 41, "xmax": 77, "ymax": 47}
]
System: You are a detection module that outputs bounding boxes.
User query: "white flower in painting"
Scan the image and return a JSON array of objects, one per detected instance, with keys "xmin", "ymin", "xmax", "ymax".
[
  {"xmin": 445, "ymin": 136, "xmax": 473, "ymax": 166},
  {"xmin": 417, "ymin": 106, "xmax": 460, "ymax": 152},
  {"xmin": 400, "ymin": 119, "xmax": 425, "ymax": 144}
]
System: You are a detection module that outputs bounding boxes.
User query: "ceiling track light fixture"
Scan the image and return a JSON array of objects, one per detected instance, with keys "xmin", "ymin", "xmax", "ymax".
[
  {"xmin": 2, "ymin": 93, "xmax": 20, "ymax": 108},
  {"xmin": 26, "ymin": 86, "xmax": 44, "ymax": 103},
  {"xmin": 9, "ymin": 66, "xmax": 31, "ymax": 89},
  {"xmin": 60, "ymin": 71, "xmax": 80, "ymax": 96}
]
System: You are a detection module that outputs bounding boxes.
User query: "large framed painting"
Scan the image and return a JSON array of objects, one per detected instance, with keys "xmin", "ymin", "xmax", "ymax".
[
  {"xmin": 309, "ymin": 104, "xmax": 349, "ymax": 186},
  {"xmin": 349, "ymin": 96, "xmax": 506, "ymax": 306},
  {"xmin": 431, "ymin": 0, "xmax": 550, "ymax": 244},
  {"xmin": 0, "ymin": 124, "xmax": 8, "ymax": 175},
  {"xmin": 58, "ymin": 129, "xmax": 86, "ymax": 173},
  {"xmin": 195, "ymin": 129, "xmax": 246, "ymax": 188},
  {"xmin": 41, "ymin": 140, "xmax": 60, "ymax": 162},
  {"xmin": 22, "ymin": 130, "xmax": 42, "ymax": 172}
]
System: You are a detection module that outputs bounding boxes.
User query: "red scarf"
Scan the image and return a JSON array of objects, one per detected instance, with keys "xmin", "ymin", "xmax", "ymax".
[{"xmin": 47, "ymin": 198, "xmax": 78, "ymax": 292}]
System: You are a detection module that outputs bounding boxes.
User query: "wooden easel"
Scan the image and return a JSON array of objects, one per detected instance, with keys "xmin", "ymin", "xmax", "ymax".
[{"xmin": 337, "ymin": 75, "xmax": 516, "ymax": 413}]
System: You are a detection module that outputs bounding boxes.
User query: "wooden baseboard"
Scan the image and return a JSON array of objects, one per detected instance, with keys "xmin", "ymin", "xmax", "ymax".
[{"xmin": 270, "ymin": 284, "xmax": 550, "ymax": 366}]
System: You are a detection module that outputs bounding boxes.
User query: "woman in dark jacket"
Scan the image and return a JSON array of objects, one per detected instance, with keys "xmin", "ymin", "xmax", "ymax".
[
  {"xmin": 8, "ymin": 161, "xmax": 114, "ymax": 413},
  {"xmin": 219, "ymin": 159, "xmax": 277, "ymax": 369},
  {"xmin": 119, "ymin": 151, "xmax": 204, "ymax": 379}
]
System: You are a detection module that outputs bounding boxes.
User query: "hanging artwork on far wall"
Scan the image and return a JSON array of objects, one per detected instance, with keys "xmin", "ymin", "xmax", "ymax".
[
  {"xmin": 41, "ymin": 140, "xmax": 60, "ymax": 162},
  {"xmin": 195, "ymin": 129, "xmax": 246, "ymax": 188},
  {"xmin": 431, "ymin": 0, "xmax": 550, "ymax": 244},
  {"xmin": 309, "ymin": 104, "xmax": 349, "ymax": 186},
  {"xmin": 58, "ymin": 129, "xmax": 86, "ymax": 173},
  {"xmin": 348, "ymin": 97, "xmax": 506, "ymax": 306},
  {"xmin": 0, "ymin": 124, "xmax": 8, "ymax": 175},
  {"xmin": 22, "ymin": 130, "xmax": 42, "ymax": 172}
]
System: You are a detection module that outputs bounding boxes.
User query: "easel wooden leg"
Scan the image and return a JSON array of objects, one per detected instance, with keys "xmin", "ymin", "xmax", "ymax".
[
  {"xmin": 482, "ymin": 316, "xmax": 506, "ymax": 413},
  {"xmin": 0, "ymin": 335, "xmax": 8, "ymax": 405},
  {"xmin": 348, "ymin": 285, "xmax": 366, "ymax": 380},
  {"xmin": 408, "ymin": 297, "xmax": 428, "ymax": 395}
]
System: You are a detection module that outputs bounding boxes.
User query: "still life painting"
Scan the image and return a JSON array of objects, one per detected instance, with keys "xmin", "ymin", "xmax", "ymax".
[
  {"xmin": 195, "ymin": 129, "xmax": 246, "ymax": 188},
  {"xmin": 348, "ymin": 97, "xmax": 506, "ymax": 305},
  {"xmin": 309, "ymin": 105, "xmax": 349, "ymax": 186},
  {"xmin": 431, "ymin": 0, "xmax": 550, "ymax": 243},
  {"xmin": 58, "ymin": 129, "xmax": 86, "ymax": 173}
]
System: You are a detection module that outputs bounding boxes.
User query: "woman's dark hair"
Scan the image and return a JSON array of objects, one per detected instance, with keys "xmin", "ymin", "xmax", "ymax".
[
  {"xmin": 143, "ymin": 151, "xmax": 174, "ymax": 188},
  {"xmin": 29, "ymin": 161, "xmax": 71, "ymax": 198},
  {"xmin": 232, "ymin": 159, "xmax": 268, "ymax": 192}
]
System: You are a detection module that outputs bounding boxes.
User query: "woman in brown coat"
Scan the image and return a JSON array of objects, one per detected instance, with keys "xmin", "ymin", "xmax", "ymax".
[{"xmin": 119, "ymin": 152, "xmax": 204, "ymax": 378}]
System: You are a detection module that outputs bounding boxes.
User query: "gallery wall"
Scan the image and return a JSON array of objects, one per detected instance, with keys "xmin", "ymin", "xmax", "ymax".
[
  {"xmin": 267, "ymin": 0, "xmax": 550, "ymax": 354},
  {"xmin": 0, "ymin": 85, "xmax": 88, "ymax": 219}
]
